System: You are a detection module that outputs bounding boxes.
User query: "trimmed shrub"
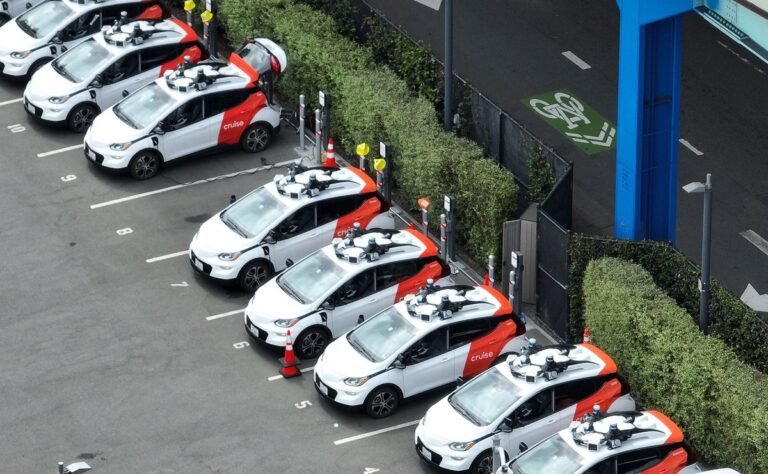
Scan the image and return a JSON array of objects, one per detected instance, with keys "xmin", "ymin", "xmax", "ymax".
[
  {"xmin": 527, "ymin": 144, "xmax": 555, "ymax": 203},
  {"xmin": 569, "ymin": 235, "xmax": 768, "ymax": 373},
  {"xmin": 218, "ymin": 0, "xmax": 518, "ymax": 261},
  {"xmin": 583, "ymin": 258, "xmax": 768, "ymax": 473}
]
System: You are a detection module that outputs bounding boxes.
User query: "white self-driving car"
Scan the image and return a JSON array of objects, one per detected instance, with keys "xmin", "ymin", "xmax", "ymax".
[
  {"xmin": 313, "ymin": 284, "xmax": 527, "ymax": 418},
  {"xmin": 496, "ymin": 410, "xmax": 698, "ymax": 474},
  {"xmin": 415, "ymin": 343, "xmax": 635, "ymax": 474},
  {"xmin": 0, "ymin": 0, "xmax": 168, "ymax": 78},
  {"xmin": 244, "ymin": 228, "xmax": 451, "ymax": 359},
  {"xmin": 84, "ymin": 44, "xmax": 286, "ymax": 179},
  {"xmin": 190, "ymin": 163, "xmax": 394, "ymax": 292},
  {"xmin": 24, "ymin": 17, "xmax": 202, "ymax": 131},
  {"xmin": 0, "ymin": 0, "xmax": 45, "ymax": 27}
]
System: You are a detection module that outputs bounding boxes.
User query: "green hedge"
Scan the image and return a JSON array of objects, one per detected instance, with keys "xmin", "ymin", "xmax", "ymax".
[
  {"xmin": 583, "ymin": 258, "xmax": 768, "ymax": 473},
  {"xmin": 569, "ymin": 235, "xmax": 768, "ymax": 373},
  {"xmin": 218, "ymin": 0, "xmax": 517, "ymax": 261}
]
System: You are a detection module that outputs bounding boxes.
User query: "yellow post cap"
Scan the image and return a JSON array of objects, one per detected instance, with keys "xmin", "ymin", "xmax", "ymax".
[
  {"xmin": 183, "ymin": 0, "xmax": 196, "ymax": 12},
  {"xmin": 356, "ymin": 142, "xmax": 370, "ymax": 157},
  {"xmin": 201, "ymin": 10, "xmax": 214, "ymax": 23},
  {"xmin": 373, "ymin": 158, "xmax": 386, "ymax": 171}
]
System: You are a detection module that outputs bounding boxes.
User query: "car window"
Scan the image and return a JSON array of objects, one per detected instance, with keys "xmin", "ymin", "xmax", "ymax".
[
  {"xmin": 113, "ymin": 82, "xmax": 176, "ymax": 129},
  {"xmin": 205, "ymin": 90, "xmax": 251, "ymax": 117},
  {"xmin": 512, "ymin": 389, "xmax": 553, "ymax": 426},
  {"xmin": 103, "ymin": 51, "xmax": 140, "ymax": 85},
  {"xmin": 332, "ymin": 269, "xmax": 375, "ymax": 306},
  {"xmin": 51, "ymin": 38, "xmax": 111, "ymax": 83},
  {"xmin": 554, "ymin": 378, "xmax": 599, "ymax": 412},
  {"xmin": 616, "ymin": 447, "xmax": 664, "ymax": 474},
  {"xmin": 165, "ymin": 97, "xmax": 204, "ymax": 131},
  {"xmin": 510, "ymin": 434, "xmax": 589, "ymax": 474},
  {"xmin": 220, "ymin": 187, "xmax": 287, "ymax": 238},
  {"xmin": 405, "ymin": 327, "xmax": 448, "ymax": 364},
  {"xmin": 61, "ymin": 10, "xmax": 101, "ymax": 42},
  {"xmin": 448, "ymin": 318, "xmax": 494, "ymax": 349},
  {"xmin": 374, "ymin": 260, "xmax": 419, "ymax": 291},
  {"xmin": 140, "ymin": 44, "xmax": 183, "ymax": 71},
  {"xmin": 316, "ymin": 195, "xmax": 365, "ymax": 226},
  {"xmin": 347, "ymin": 306, "xmax": 417, "ymax": 362},
  {"xmin": 16, "ymin": 1, "xmax": 73, "ymax": 39},
  {"xmin": 276, "ymin": 251, "xmax": 345, "ymax": 304},
  {"xmin": 273, "ymin": 205, "xmax": 316, "ymax": 240},
  {"xmin": 448, "ymin": 367, "xmax": 523, "ymax": 425}
]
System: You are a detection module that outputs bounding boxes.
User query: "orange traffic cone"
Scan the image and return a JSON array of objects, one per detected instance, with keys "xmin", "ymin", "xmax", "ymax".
[
  {"xmin": 583, "ymin": 326, "xmax": 591, "ymax": 343},
  {"xmin": 324, "ymin": 137, "xmax": 337, "ymax": 168},
  {"xmin": 279, "ymin": 329, "xmax": 302, "ymax": 378}
]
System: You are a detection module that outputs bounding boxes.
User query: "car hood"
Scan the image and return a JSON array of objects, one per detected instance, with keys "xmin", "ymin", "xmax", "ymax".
[
  {"xmin": 193, "ymin": 214, "xmax": 252, "ymax": 260},
  {"xmin": 246, "ymin": 278, "xmax": 313, "ymax": 323},
  {"xmin": 0, "ymin": 20, "xmax": 44, "ymax": 53},
  {"xmin": 88, "ymin": 108, "xmax": 147, "ymax": 146},
  {"xmin": 420, "ymin": 396, "xmax": 489, "ymax": 445},
  {"xmin": 27, "ymin": 63, "xmax": 78, "ymax": 100},
  {"xmin": 317, "ymin": 336, "xmax": 380, "ymax": 381}
]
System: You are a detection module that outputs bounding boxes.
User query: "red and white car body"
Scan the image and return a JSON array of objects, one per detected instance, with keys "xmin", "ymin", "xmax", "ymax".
[
  {"xmin": 24, "ymin": 18, "xmax": 202, "ymax": 131},
  {"xmin": 0, "ymin": 0, "xmax": 168, "ymax": 78},
  {"xmin": 83, "ymin": 39, "xmax": 286, "ymax": 179},
  {"xmin": 313, "ymin": 284, "xmax": 527, "ymax": 418},
  {"xmin": 244, "ymin": 228, "xmax": 451, "ymax": 359},
  {"xmin": 416, "ymin": 344, "xmax": 636, "ymax": 473},
  {"xmin": 189, "ymin": 164, "xmax": 395, "ymax": 292},
  {"xmin": 500, "ymin": 410, "xmax": 698, "ymax": 474}
]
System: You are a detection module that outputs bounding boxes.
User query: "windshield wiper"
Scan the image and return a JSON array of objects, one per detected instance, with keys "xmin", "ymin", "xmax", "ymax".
[
  {"xmin": 277, "ymin": 278, "xmax": 305, "ymax": 304},
  {"xmin": 113, "ymin": 107, "xmax": 140, "ymax": 129},
  {"xmin": 16, "ymin": 18, "xmax": 36, "ymax": 38},
  {"xmin": 51, "ymin": 61, "xmax": 75, "ymax": 82},
  {"xmin": 348, "ymin": 337, "xmax": 374, "ymax": 362},
  {"xmin": 220, "ymin": 214, "xmax": 249, "ymax": 238},
  {"xmin": 449, "ymin": 398, "xmax": 481, "ymax": 426}
]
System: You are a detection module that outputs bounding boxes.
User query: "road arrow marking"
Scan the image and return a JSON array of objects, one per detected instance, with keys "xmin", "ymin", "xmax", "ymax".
[
  {"xmin": 566, "ymin": 122, "xmax": 616, "ymax": 147},
  {"xmin": 171, "ymin": 281, "xmax": 189, "ymax": 287}
]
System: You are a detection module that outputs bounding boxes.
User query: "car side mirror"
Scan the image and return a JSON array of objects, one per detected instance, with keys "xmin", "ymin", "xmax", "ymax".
[
  {"xmin": 51, "ymin": 33, "xmax": 63, "ymax": 45},
  {"xmin": 90, "ymin": 74, "xmax": 103, "ymax": 89},
  {"xmin": 392, "ymin": 354, "xmax": 406, "ymax": 369},
  {"xmin": 152, "ymin": 121, "xmax": 166, "ymax": 136},
  {"xmin": 320, "ymin": 299, "xmax": 334, "ymax": 311},
  {"xmin": 264, "ymin": 229, "xmax": 277, "ymax": 245},
  {"xmin": 499, "ymin": 418, "xmax": 514, "ymax": 433}
]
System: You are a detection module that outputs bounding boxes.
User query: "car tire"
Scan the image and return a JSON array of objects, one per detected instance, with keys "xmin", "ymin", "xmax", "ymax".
[
  {"xmin": 128, "ymin": 150, "xmax": 161, "ymax": 180},
  {"xmin": 66, "ymin": 103, "xmax": 98, "ymax": 133},
  {"xmin": 238, "ymin": 260, "xmax": 273, "ymax": 292},
  {"xmin": 364, "ymin": 386, "xmax": 400, "ymax": 419},
  {"xmin": 470, "ymin": 450, "xmax": 495, "ymax": 474},
  {"xmin": 240, "ymin": 123, "xmax": 272, "ymax": 153},
  {"xmin": 295, "ymin": 326, "xmax": 330, "ymax": 360}
]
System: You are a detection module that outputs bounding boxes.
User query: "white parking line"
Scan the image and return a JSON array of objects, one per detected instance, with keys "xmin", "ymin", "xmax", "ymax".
[
  {"xmin": 205, "ymin": 308, "xmax": 246, "ymax": 321},
  {"xmin": 0, "ymin": 97, "xmax": 22, "ymax": 107},
  {"xmin": 562, "ymin": 51, "xmax": 592, "ymax": 70},
  {"xmin": 333, "ymin": 420, "xmax": 421, "ymax": 446},
  {"xmin": 267, "ymin": 366, "xmax": 315, "ymax": 382},
  {"xmin": 146, "ymin": 250, "xmax": 188, "ymax": 263},
  {"xmin": 37, "ymin": 144, "xmax": 84, "ymax": 158},
  {"xmin": 679, "ymin": 139, "xmax": 704, "ymax": 156},
  {"xmin": 90, "ymin": 159, "xmax": 294, "ymax": 210},
  {"xmin": 740, "ymin": 230, "xmax": 768, "ymax": 257}
]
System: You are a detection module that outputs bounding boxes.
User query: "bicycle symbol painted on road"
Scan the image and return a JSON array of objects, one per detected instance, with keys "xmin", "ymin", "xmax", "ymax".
[{"xmin": 530, "ymin": 92, "xmax": 592, "ymax": 130}]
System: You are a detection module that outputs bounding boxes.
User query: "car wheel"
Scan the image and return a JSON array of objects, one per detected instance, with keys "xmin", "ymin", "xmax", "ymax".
[
  {"xmin": 295, "ymin": 327, "xmax": 330, "ymax": 360},
  {"xmin": 365, "ymin": 386, "xmax": 400, "ymax": 419},
  {"xmin": 470, "ymin": 450, "xmax": 494, "ymax": 474},
  {"xmin": 238, "ymin": 260, "xmax": 273, "ymax": 292},
  {"xmin": 240, "ymin": 123, "xmax": 272, "ymax": 153},
  {"xmin": 67, "ymin": 103, "xmax": 98, "ymax": 133},
  {"xmin": 128, "ymin": 151, "xmax": 161, "ymax": 180}
]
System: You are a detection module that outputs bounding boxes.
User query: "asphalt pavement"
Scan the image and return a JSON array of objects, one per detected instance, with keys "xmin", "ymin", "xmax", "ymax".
[{"xmin": 366, "ymin": 0, "xmax": 768, "ymax": 308}]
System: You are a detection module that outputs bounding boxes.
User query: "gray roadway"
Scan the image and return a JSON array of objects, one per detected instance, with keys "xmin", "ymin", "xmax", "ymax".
[
  {"xmin": 367, "ymin": 0, "xmax": 768, "ymax": 304},
  {"xmin": 0, "ymin": 78, "xmax": 553, "ymax": 472}
]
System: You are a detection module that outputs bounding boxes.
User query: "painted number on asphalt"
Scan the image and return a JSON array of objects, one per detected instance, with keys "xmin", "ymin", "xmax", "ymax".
[
  {"xmin": 60, "ymin": 174, "xmax": 77, "ymax": 182},
  {"xmin": 170, "ymin": 281, "xmax": 189, "ymax": 287},
  {"xmin": 295, "ymin": 400, "xmax": 313, "ymax": 409},
  {"xmin": 7, "ymin": 124, "xmax": 25, "ymax": 133},
  {"xmin": 233, "ymin": 341, "xmax": 250, "ymax": 349},
  {"xmin": 116, "ymin": 228, "xmax": 133, "ymax": 236}
]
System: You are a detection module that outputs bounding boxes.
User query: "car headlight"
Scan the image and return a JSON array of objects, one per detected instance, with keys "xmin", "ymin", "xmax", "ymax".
[
  {"xmin": 48, "ymin": 95, "xmax": 71, "ymax": 104},
  {"xmin": 343, "ymin": 376, "xmax": 369, "ymax": 387},
  {"xmin": 10, "ymin": 50, "xmax": 30, "ymax": 59},
  {"xmin": 218, "ymin": 251, "xmax": 243, "ymax": 261},
  {"xmin": 448, "ymin": 441, "xmax": 476, "ymax": 452},
  {"xmin": 274, "ymin": 318, "xmax": 299, "ymax": 328},
  {"xmin": 109, "ymin": 141, "xmax": 136, "ymax": 151}
]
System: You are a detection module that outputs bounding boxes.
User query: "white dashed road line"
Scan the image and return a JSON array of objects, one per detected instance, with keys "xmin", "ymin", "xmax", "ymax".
[
  {"xmin": 37, "ymin": 144, "xmax": 84, "ymax": 158},
  {"xmin": 267, "ymin": 366, "xmax": 315, "ymax": 382},
  {"xmin": 146, "ymin": 250, "xmax": 189, "ymax": 263},
  {"xmin": 90, "ymin": 159, "xmax": 295, "ymax": 210},
  {"xmin": 562, "ymin": 51, "xmax": 592, "ymax": 70},
  {"xmin": 206, "ymin": 308, "xmax": 246, "ymax": 321},
  {"xmin": 679, "ymin": 139, "xmax": 704, "ymax": 156},
  {"xmin": 740, "ymin": 230, "xmax": 768, "ymax": 257},
  {"xmin": 333, "ymin": 420, "xmax": 421, "ymax": 446},
  {"xmin": 0, "ymin": 97, "xmax": 22, "ymax": 107}
]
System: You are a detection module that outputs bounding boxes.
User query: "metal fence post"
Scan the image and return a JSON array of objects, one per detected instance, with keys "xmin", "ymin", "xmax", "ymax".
[
  {"xmin": 314, "ymin": 108, "xmax": 321, "ymax": 165},
  {"xmin": 440, "ymin": 213, "xmax": 447, "ymax": 257},
  {"xmin": 298, "ymin": 94, "xmax": 305, "ymax": 150},
  {"xmin": 421, "ymin": 207, "xmax": 429, "ymax": 236},
  {"xmin": 488, "ymin": 254, "xmax": 496, "ymax": 286},
  {"xmin": 319, "ymin": 91, "xmax": 331, "ymax": 150},
  {"xmin": 444, "ymin": 195, "xmax": 456, "ymax": 261},
  {"xmin": 380, "ymin": 142, "xmax": 392, "ymax": 204}
]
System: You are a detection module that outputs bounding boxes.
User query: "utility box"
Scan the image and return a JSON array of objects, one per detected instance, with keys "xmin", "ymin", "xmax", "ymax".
[{"xmin": 502, "ymin": 203, "xmax": 537, "ymax": 304}]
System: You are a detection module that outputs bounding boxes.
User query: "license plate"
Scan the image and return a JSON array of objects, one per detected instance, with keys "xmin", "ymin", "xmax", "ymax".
[
  {"xmin": 420, "ymin": 446, "xmax": 431, "ymax": 460},
  {"xmin": 317, "ymin": 381, "xmax": 328, "ymax": 396},
  {"xmin": 87, "ymin": 149, "xmax": 96, "ymax": 159}
]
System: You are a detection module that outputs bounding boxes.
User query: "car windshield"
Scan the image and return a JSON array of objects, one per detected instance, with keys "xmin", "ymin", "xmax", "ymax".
[
  {"xmin": 17, "ymin": 1, "xmax": 72, "ymax": 39},
  {"xmin": 113, "ymin": 83, "xmax": 176, "ymax": 129},
  {"xmin": 52, "ymin": 38, "xmax": 111, "ymax": 83},
  {"xmin": 236, "ymin": 42, "xmax": 271, "ymax": 74},
  {"xmin": 276, "ymin": 251, "xmax": 345, "ymax": 304},
  {"xmin": 347, "ymin": 306, "xmax": 417, "ymax": 362},
  {"xmin": 220, "ymin": 187, "xmax": 286, "ymax": 239},
  {"xmin": 448, "ymin": 367, "xmax": 523, "ymax": 426},
  {"xmin": 509, "ymin": 435, "xmax": 586, "ymax": 474}
]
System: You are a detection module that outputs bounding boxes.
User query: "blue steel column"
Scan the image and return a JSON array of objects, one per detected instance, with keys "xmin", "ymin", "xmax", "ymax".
[{"xmin": 614, "ymin": 0, "xmax": 692, "ymax": 243}]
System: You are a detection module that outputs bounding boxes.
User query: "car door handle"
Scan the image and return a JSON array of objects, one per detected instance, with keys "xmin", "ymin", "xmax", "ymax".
[
  {"xmin": 309, "ymin": 232, "xmax": 320, "ymax": 237},
  {"xmin": 440, "ymin": 356, "xmax": 450, "ymax": 362},
  {"xmin": 546, "ymin": 419, "xmax": 556, "ymax": 424},
  {"xmin": 367, "ymin": 297, "xmax": 378, "ymax": 303}
]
